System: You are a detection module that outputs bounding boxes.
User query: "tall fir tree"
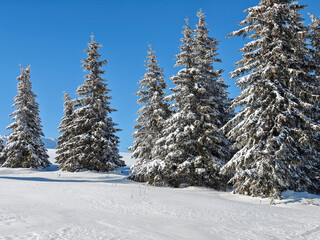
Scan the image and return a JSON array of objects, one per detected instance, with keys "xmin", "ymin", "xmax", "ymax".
[
  {"xmin": 193, "ymin": 9, "xmax": 232, "ymax": 158},
  {"xmin": 222, "ymin": 0, "xmax": 320, "ymax": 197},
  {"xmin": 309, "ymin": 14, "xmax": 320, "ymax": 78},
  {"xmin": 309, "ymin": 14, "xmax": 320, "ymax": 123},
  {"xmin": 55, "ymin": 92, "xmax": 77, "ymax": 171},
  {"xmin": 308, "ymin": 14, "xmax": 320, "ymax": 193},
  {"xmin": 65, "ymin": 35, "xmax": 125, "ymax": 172},
  {"xmin": 148, "ymin": 17, "xmax": 229, "ymax": 189},
  {"xmin": 128, "ymin": 44, "xmax": 170, "ymax": 182},
  {"xmin": 2, "ymin": 66, "xmax": 50, "ymax": 168}
]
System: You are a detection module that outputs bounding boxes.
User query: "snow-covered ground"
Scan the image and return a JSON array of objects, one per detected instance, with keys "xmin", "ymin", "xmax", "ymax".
[{"xmin": 0, "ymin": 150, "xmax": 319, "ymax": 240}]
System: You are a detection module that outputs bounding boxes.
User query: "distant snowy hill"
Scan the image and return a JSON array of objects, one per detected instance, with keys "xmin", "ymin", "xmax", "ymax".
[
  {"xmin": 41, "ymin": 137, "xmax": 58, "ymax": 149},
  {"xmin": 0, "ymin": 135, "xmax": 57, "ymax": 149},
  {"xmin": 0, "ymin": 135, "xmax": 136, "ymax": 165}
]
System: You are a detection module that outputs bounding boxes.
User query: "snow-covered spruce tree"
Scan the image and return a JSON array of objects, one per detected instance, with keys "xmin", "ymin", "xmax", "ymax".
[
  {"xmin": 193, "ymin": 9, "xmax": 232, "ymax": 156},
  {"xmin": 148, "ymin": 18, "xmax": 229, "ymax": 189},
  {"xmin": 55, "ymin": 92, "xmax": 78, "ymax": 171},
  {"xmin": 308, "ymin": 14, "xmax": 320, "ymax": 193},
  {"xmin": 309, "ymin": 14, "xmax": 320, "ymax": 76},
  {"xmin": 222, "ymin": 0, "xmax": 320, "ymax": 197},
  {"xmin": 0, "ymin": 139, "xmax": 3, "ymax": 151},
  {"xmin": 194, "ymin": 9, "xmax": 231, "ymax": 127},
  {"xmin": 67, "ymin": 35, "xmax": 125, "ymax": 172},
  {"xmin": 309, "ymin": 14, "xmax": 320, "ymax": 123},
  {"xmin": 0, "ymin": 139, "xmax": 4, "ymax": 165},
  {"xmin": 2, "ymin": 66, "xmax": 50, "ymax": 168},
  {"xmin": 128, "ymin": 44, "xmax": 170, "ymax": 182}
]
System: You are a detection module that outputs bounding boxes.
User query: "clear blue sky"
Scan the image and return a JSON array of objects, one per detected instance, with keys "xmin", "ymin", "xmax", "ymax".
[{"xmin": 0, "ymin": 0, "xmax": 319, "ymax": 152}]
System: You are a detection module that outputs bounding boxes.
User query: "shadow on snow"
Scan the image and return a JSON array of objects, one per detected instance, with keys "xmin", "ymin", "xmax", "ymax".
[
  {"xmin": 0, "ymin": 176, "xmax": 132, "ymax": 184},
  {"xmin": 0, "ymin": 167, "xmax": 133, "ymax": 184},
  {"xmin": 281, "ymin": 190, "xmax": 320, "ymax": 206}
]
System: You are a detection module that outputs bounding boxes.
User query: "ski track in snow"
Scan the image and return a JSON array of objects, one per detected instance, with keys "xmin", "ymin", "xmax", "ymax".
[{"xmin": 0, "ymin": 149, "xmax": 319, "ymax": 240}]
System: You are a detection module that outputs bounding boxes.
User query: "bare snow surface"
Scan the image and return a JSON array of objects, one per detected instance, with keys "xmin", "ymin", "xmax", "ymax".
[{"xmin": 0, "ymin": 149, "xmax": 319, "ymax": 240}]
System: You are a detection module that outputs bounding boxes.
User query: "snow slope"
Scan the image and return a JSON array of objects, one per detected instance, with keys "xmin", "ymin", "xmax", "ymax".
[{"xmin": 0, "ymin": 150, "xmax": 319, "ymax": 240}]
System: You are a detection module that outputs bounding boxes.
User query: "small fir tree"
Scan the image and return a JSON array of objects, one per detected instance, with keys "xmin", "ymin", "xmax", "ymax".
[
  {"xmin": 222, "ymin": 0, "xmax": 320, "ymax": 197},
  {"xmin": 0, "ymin": 139, "xmax": 3, "ymax": 152},
  {"xmin": 0, "ymin": 139, "xmax": 4, "ymax": 165},
  {"xmin": 55, "ymin": 92, "xmax": 78, "ymax": 171},
  {"xmin": 128, "ymin": 44, "xmax": 170, "ymax": 182},
  {"xmin": 2, "ymin": 66, "xmax": 50, "ymax": 168},
  {"xmin": 148, "ymin": 17, "xmax": 229, "ymax": 189},
  {"xmin": 66, "ymin": 35, "xmax": 124, "ymax": 172}
]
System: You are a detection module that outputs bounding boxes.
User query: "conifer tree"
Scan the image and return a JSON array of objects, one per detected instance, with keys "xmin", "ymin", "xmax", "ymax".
[
  {"xmin": 222, "ymin": 0, "xmax": 320, "ymax": 197},
  {"xmin": 0, "ymin": 139, "xmax": 3, "ymax": 151},
  {"xmin": 2, "ymin": 66, "xmax": 50, "ymax": 168},
  {"xmin": 55, "ymin": 92, "xmax": 77, "ymax": 171},
  {"xmin": 309, "ymin": 14, "xmax": 320, "ymax": 123},
  {"xmin": 0, "ymin": 139, "xmax": 4, "ymax": 165},
  {"xmin": 193, "ymin": 9, "xmax": 232, "ymax": 157},
  {"xmin": 309, "ymin": 14, "xmax": 320, "ymax": 77},
  {"xmin": 308, "ymin": 14, "xmax": 320, "ymax": 193},
  {"xmin": 148, "ymin": 18, "xmax": 229, "ymax": 189},
  {"xmin": 66, "ymin": 35, "xmax": 124, "ymax": 172},
  {"xmin": 129, "ymin": 45, "xmax": 170, "ymax": 182}
]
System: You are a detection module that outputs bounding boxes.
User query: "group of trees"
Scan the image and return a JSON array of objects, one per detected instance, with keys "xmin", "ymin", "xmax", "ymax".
[
  {"xmin": 56, "ymin": 35, "xmax": 125, "ymax": 171},
  {"xmin": 129, "ymin": 10, "xmax": 232, "ymax": 189},
  {"xmin": 0, "ymin": 36, "xmax": 124, "ymax": 171},
  {"xmin": 0, "ymin": 0, "xmax": 319, "ymax": 199},
  {"xmin": 129, "ymin": 1, "xmax": 320, "ymax": 198}
]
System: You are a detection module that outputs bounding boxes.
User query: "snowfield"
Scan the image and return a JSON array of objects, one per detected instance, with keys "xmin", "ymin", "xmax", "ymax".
[{"xmin": 0, "ymin": 149, "xmax": 319, "ymax": 240}]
